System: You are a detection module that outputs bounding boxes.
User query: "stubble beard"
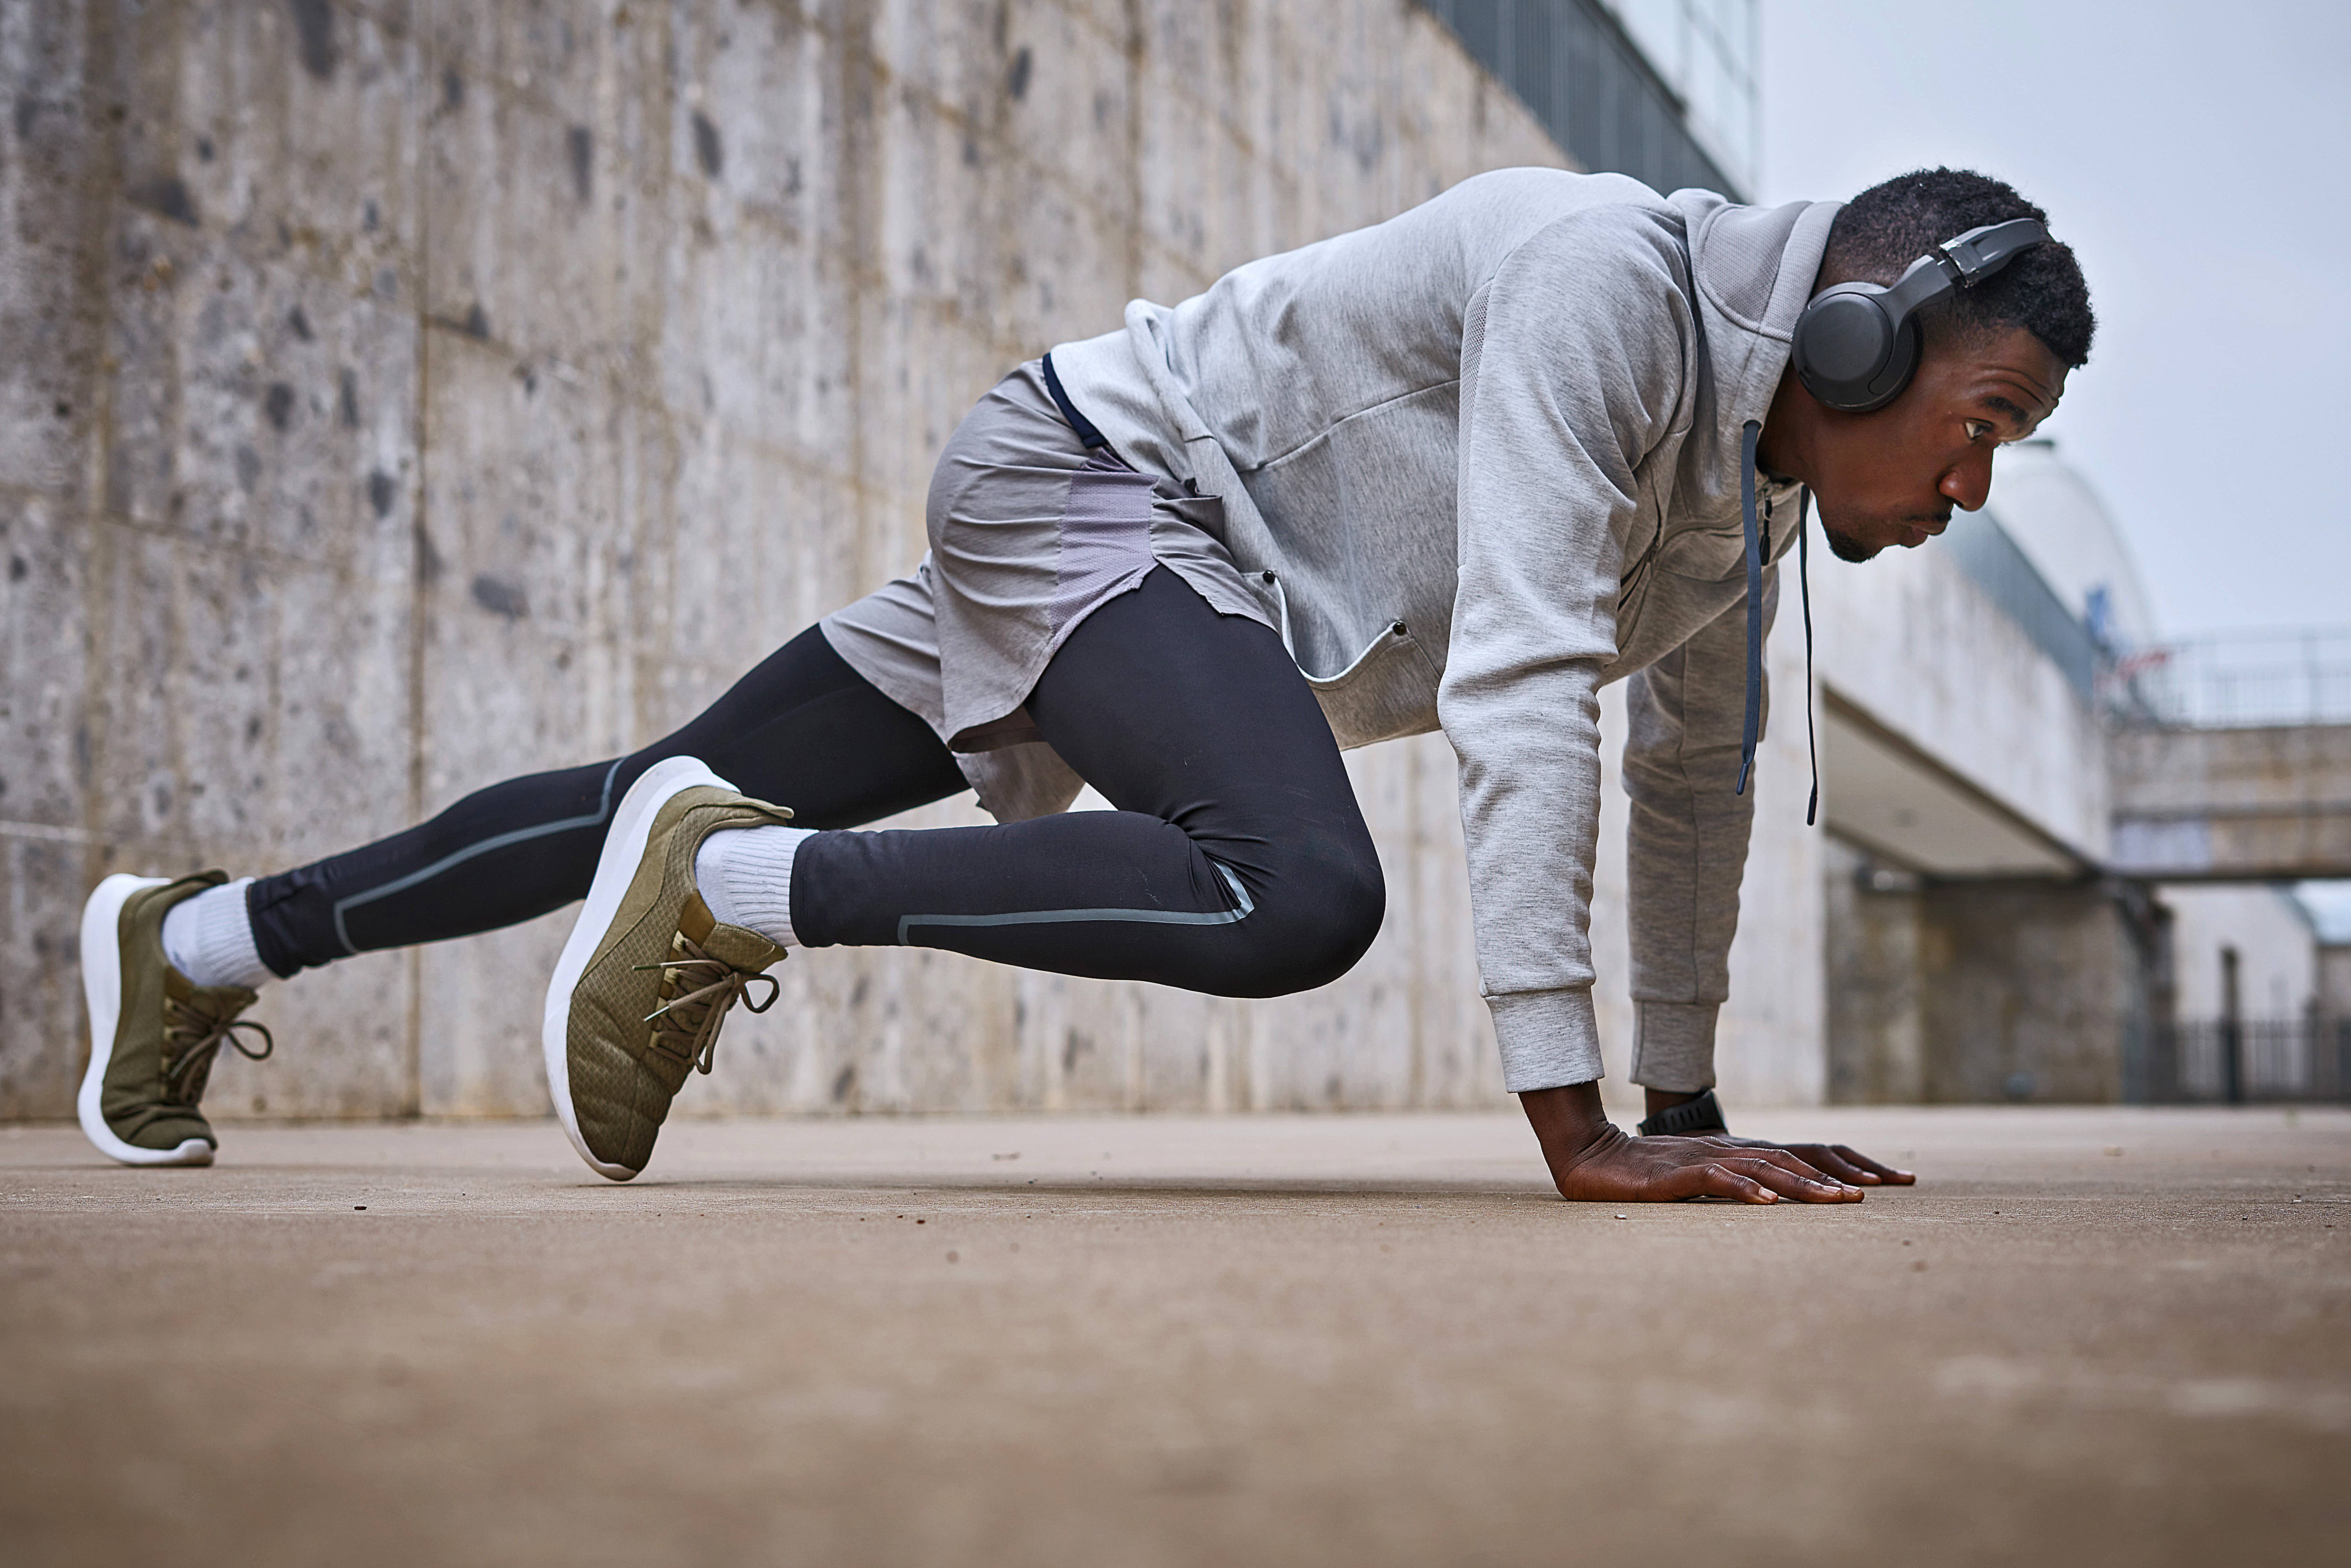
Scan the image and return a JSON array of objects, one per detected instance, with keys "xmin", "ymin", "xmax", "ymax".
[{"xmin": 1823, "ymin": 523, "xmax": 1880, "ymax": 564}]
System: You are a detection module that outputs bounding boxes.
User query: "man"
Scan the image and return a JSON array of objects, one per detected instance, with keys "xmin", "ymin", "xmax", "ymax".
[{"xmin": 78, "ymin": 166, "xmax": 2091, "ymax": 1200}]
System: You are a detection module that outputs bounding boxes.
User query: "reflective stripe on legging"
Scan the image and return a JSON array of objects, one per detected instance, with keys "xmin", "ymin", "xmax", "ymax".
[
  {"xmin": 896, "ymin": 859, "xmax": 1255, "ymax": 947},
  {"xmin": 329, "ymin": 760, "xmax": 625, "ymax": 955}
]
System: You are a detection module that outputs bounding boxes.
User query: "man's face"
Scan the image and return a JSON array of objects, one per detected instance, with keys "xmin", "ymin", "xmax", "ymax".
[{"xmin": 1806, "ymin": 326, "xmax": 2068, "ymax": 563}]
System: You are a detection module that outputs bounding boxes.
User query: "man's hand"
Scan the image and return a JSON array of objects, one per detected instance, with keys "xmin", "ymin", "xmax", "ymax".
[
  {"xmin": 1521, "ymin": 1083, "xmax": 1864, "ymax": 1204},
  {"xmin": 1642, "ymin": 1088, "xmax": 1915, "ymax": 1187}
]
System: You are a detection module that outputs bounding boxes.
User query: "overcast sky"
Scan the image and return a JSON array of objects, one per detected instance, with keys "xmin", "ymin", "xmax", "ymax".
[{"xmin": 1756, "ymin": 0, "xmax": 2350, "ymax": 639}]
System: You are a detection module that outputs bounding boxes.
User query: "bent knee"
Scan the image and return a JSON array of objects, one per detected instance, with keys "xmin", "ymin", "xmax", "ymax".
[{"xmin": 1217, "ymin": 846, "xmax": 1385, "ymax": 997}]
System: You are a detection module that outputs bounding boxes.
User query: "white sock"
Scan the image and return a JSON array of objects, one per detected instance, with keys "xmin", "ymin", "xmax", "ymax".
[
  {"xmin": 160, "ymin": 878, "xmax": 275, "ymax": 990},
  {"xmin": 694, "ymin": 826, "xmax": 815, "ymax": 948}
]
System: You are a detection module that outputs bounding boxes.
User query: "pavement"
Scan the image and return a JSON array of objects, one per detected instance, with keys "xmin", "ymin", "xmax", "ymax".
[{"xmin": 3, "ymin": 1105, "xmax": 2346, "ymax": 1568}]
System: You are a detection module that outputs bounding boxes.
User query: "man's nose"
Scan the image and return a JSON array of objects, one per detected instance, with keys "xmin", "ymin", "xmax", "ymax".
[{"xmin": 1940, "ymin": 449, "xmax": 1994, "ymax": 512}]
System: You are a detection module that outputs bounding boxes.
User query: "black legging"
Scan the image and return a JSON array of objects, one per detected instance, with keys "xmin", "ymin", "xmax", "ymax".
[{"xmin": 250, "ymin": 569, "xmax": 1384, "ymax": 998}]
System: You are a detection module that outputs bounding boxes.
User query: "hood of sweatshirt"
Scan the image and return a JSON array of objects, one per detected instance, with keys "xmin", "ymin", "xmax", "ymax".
[{"xmin": 1666, "ymin": 191, "xmax": 1842, "ymax": 526}]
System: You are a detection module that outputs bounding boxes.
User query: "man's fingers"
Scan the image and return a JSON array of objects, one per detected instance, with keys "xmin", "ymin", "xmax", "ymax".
[
  {"xmin": 1720, "ymin": 1154, "xmax": 1860, "ymax": 1203},
  {"xmin": 1745, "ymin": 1145, "xmax": 1853, "ymax": 1191},
  {"xmin": 1795, "ymin": 1144, "xmax": 1878, "ymax": 1185},
  {"xmin": 1667, "ymin": 1163, "xmax": 1777, "ymax": 1204},
  {"xmin": 1836, "ymin": 1145, "xmax": 1917, "ymax": 1185}
]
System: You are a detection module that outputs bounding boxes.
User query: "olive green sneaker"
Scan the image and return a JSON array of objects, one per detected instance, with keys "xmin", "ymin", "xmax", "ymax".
[
  {"xmin": 542, "ymin": 757, "xmax": 793, "ymax": 1180},
  {"xmin": 78, "ymin": 872, "xmax": 274, "ymax": 1167}
]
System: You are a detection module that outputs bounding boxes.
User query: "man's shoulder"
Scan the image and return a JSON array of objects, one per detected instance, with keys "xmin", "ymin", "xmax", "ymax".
[
  {"xmin": 1420, "ymin": 169, "xmax": 1691, "ymax": 251},
  {"xmin": 1460, "ymin": 195, "xmax": 1698, "ymax": 349},
  {"xmin": 1203, "ymin": 169, "xmax": 1694, "ymax": 312}
]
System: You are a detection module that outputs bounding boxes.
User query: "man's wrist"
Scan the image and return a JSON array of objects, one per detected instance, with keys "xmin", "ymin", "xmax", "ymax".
[{"xmin": 1517, "ymin": 1082, "xmax": 1617, "ymax": 1172}]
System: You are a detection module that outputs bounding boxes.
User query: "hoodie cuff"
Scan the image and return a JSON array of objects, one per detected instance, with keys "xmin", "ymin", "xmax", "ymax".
[
  {"xmin": 1488, "ymin": 989, "xmax": 1603, "ymax": 1093},
  {"xmin": 1630, "ymin": 1001, "xmax": 1719, "ymax": 1092}
]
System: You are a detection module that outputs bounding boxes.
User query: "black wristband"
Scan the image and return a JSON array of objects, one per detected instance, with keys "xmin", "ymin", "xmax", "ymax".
[{"xmin": 1636, "ymin": 1087, "xmax": 1728, "ymax": 1138}]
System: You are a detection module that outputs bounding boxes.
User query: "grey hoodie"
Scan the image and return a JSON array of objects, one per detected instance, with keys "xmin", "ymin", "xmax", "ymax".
[{"xmin": 1050, "ymin": 169, "xmax": 1838, "ymax": 1093}]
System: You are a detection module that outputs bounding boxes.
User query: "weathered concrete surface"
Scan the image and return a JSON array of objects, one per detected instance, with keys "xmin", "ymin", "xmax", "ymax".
[
  {"xmin": 1822, "ymin": 841, "xmax": 2166, "ymax": 1106},
  {"xmin": 1912, "ymin": 880, "xmax": 2161, "ymax": 1103},
  {"xmin": 2110, "ymin": 723, "xmax": 2351, "ymax": 880},
  {"xmin": 1, "ymin": 0, "xmax": 1566, "ymax": 1121},
  {"xmin": 3, "ymin": 1107, "xmax": 2346, "ymax": 1566},
  {"xmin": 1822, "ymin": 835, "xmax": 1928, "ymax": 1102}
]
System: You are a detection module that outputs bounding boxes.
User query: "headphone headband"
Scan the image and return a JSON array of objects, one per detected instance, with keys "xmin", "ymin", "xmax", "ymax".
[
  {"xmin": 1791, "ymin": 217, "xmax": 2054, "ymax": 414},
  {"xmin": 1938, "ymin": 219, "xmax": 2052, "ymax": 284}
]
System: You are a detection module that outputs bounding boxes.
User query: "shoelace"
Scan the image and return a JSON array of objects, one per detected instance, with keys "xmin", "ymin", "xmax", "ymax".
[
  {"xmin": 636, "ymin": 936, "xmax": 780, "ymax": 1074},
  {"xmin": 160, "ymin": 997, "xmax": 275, "ymax": 1105}
]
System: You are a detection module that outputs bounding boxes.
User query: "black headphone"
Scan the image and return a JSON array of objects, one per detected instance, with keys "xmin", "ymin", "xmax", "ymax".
[{"xmin": 1791, "ymin": 218, "xmax": 2051, "ymax": 413}]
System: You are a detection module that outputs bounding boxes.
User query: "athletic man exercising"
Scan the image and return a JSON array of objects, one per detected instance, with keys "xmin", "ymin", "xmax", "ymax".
[{"xmin": 78, "ymin": 166, "xmax": 2091, "ymax": 1199}]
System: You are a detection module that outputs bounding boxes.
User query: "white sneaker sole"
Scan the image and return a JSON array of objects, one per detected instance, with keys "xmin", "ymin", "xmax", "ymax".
[
  {"xmin": 541, "ymin": 755, "xmax": 735, "ymax": 1182},
  {"xmin": 78, "ymin": 874, "xmax": 214, "ymax": 1168}
]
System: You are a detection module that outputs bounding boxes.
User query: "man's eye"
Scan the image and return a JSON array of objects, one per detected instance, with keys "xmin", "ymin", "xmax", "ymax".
[{"xmin": 1964, "ymin": 420, "xmax": 1994, "ymax": 442}]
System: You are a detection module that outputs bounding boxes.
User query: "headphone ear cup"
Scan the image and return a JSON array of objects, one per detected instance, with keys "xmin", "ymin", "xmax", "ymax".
[
  {"xmin": 1864, "ymin": 315, "xmax": 1923, "ymax": 411},
  {"xmin": 1794, "ymin": 284, "xmax": 1899, "ymax": 412}
]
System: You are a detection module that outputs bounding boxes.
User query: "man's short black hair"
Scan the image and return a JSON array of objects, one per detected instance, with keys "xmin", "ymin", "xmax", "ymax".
[{"xmin": 1823, "ymin": 168, "xmax": 2095, "ymax": 370}]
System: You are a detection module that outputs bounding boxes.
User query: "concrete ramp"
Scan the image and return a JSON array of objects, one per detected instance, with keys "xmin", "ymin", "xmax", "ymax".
[{"xmin": 2109, "ymin": 723, "xmax": 2351, "ymax": 879}]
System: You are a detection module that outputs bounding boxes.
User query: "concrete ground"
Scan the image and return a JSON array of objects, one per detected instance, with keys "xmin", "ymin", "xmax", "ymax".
[{"xmin": 2, "ymin": 1107, "xmax": 2345, "ymax": 1568}]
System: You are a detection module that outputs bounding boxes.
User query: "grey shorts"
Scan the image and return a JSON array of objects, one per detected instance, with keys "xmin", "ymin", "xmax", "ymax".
[{"xmin": 822, "ymin": 363, "xmax": 1275, "ymax": 821}]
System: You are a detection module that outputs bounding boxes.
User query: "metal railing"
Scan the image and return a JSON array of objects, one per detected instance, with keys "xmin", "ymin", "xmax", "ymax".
[
  {"xmin": 2149, "ymin": 1018, "xmax": 2351, "ymax": 1103},
  {"xmin": 2104, "ymin": 627, "xmax": 2351, "ymax": 730}
]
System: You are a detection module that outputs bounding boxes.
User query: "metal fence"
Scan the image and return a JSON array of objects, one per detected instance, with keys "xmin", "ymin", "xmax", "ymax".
[
  {"xmin": 2149, "ymin": 1018, "xmax": 2351, "ymax": 1103},
  {"xmin": 2104, "ymin": 627, "xmax": 2351, "ymax": 729}
]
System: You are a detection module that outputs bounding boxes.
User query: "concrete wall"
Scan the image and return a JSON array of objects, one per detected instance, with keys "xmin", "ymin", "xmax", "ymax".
[
  {"xmin": 1820, "ymin": 836, "xmax": 2164, "ymax": 1106},
  {"xmin": 1820, "ymin": 836, "xmax": 1926, "ymax": 1104},
  {"xmin": 2319, "ymin": 944, "xmax": 2351, "ymax": 1020},
  {"xmin": 1910, "ymin": 880, "xmax": 2155, "ymax": 1104},
  {"xmin": 1, "ymin": 0, "xmax": 1578, "ymax": 1121}
]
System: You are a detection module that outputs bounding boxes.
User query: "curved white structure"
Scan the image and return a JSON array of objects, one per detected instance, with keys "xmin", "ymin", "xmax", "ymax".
[{"xmin": 1985, "ymin": 438, "xmax": 2160, "ymax": 651}]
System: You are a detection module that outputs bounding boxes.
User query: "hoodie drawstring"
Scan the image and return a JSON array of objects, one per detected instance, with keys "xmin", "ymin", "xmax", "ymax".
[
  {"xmin": 1736, "ymin": 421, "xmax": 1763, "ymax": 796},
  {"xmin": 1797, "ymin": 486, "xmax": 1817, "ymax": 827},
  {"xmin": 1735, "ymin": 418, "xmax": 1820, "ymax": 826}
]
